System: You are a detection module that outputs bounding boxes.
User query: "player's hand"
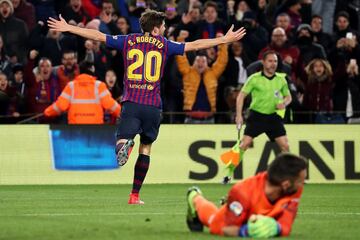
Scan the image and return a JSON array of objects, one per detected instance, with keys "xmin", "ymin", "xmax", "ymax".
[
  {"xmin": 47, "ymin": 14, "xmax": 71, "ymax": 32},
  {"xmin": 276, "ymin": 103, "xmax": 286, "ymax": 110},
  {"xmin": 224, "ymin": 25, "xmax": 246, "ymax": 43},
  {"xmin": 248, "ymin": 215, "xmax": 279, "ymax": 238},
  {"xmin": 235, "ymin": 114, "xmax": 243, "ymax": 126}
]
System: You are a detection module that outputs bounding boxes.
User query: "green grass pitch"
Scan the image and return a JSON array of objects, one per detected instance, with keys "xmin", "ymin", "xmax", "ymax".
[{"xmin": 0, "ymin": 184, "xmax": 359, "ymax": 240}]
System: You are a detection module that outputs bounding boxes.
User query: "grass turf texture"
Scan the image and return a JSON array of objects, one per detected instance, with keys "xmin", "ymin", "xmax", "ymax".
[{"xmin": 0, "ymin": 184, "xmax": 359, "ymax": 240}]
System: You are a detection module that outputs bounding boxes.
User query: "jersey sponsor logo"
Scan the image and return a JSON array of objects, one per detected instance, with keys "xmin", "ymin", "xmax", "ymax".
[
  {"xmin": 129, "ymin": 83, "xmax": 154, "ymax": 90},
  {"xmin": 229, "ymin": 201, "xmax": 243, "ymax": 216}
]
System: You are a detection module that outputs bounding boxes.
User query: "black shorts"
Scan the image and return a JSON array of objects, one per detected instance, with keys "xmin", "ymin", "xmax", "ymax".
[
  {"xmin": 244, "ymin": 110, "xmax": 286, "ymax": 141},
  {"xmin": 116, "ymin": 101, "xmax": 162, "ymax": 145}
]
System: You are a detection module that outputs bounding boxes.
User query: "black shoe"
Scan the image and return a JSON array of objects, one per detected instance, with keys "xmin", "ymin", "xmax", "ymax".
[
  {"xmin": 116, "ymin": 139, "xmax": 135, "ymax": 166},
  {"xmin": 186, "ymin": 186, "xmax": 203, "ymax": 232}
]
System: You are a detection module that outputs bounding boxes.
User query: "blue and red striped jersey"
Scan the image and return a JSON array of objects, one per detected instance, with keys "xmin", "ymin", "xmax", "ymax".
[{"xmin": 106, "ymin": 33, "xmax": 185, "ymax": 108}]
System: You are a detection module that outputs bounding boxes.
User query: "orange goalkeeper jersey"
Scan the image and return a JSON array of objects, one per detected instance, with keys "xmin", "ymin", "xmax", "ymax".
[{"xmin": 210, "ymin": 172, "xmax": 303, "ymax": 236}]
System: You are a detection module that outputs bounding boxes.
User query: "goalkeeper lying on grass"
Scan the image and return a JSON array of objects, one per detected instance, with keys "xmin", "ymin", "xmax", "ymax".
[{"xmin": 186, "ymin": 153, "xmax": 307, "ymax": 238}]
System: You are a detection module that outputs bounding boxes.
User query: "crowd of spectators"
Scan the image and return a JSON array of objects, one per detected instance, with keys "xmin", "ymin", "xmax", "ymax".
[{"xmin": 0, "ymin": 0, "xmax": 359, "ymax": 124}]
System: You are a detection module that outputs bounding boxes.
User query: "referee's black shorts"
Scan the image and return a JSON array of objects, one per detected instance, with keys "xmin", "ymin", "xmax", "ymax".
[
  {"xmin": 244, "ymin": 110, "xmax": 286, "ymax": 141},
  {"xmin": 116, "ymin": 101, "xmax": 161, "ymax": 145}
]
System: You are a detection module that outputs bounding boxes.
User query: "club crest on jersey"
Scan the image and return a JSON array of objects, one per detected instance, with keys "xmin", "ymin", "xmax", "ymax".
[
  {"xmin": 128, "ymin": 40, "xmax": 135, "ymax": 46},
  {"xmin": 229, "ymin": 201, "xmax": 243, "ymax": 216}
]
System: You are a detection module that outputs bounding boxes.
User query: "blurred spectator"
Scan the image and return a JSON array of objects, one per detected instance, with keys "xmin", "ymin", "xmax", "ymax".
[
  {"xmin": 164, "ymin": 1, "xmax": 180, "ymax": 36},
  {"xmin": 11, "ymin": 0, "xmax": 35, "ymax": 31},
  {"xmin": 224, "ymin": 41, "xmax": 250, "ymax": 87},
  {"xmin": 303, "ymin": 58, "xmax": 333, "ymax": 122},
  {"xmin": 227, "ymin": 0, "xmax": 250, "ymax": 24},
  {"xmin": 239, "ymin": 11, "xmax": 269, "ymax": 62},
  {"xmin": 0, "ymin": 34, "xmax": 11, "ymax": 76},
  {"xmin": 98, "ymin": 0, "xmax": 116, "ymax": 35},
  {"xmin": 220, "ymin": 40, "xmax": 250, "ymax": 122},
  {"xmin": 174, "ymin": 2, "xmax": 201, "ymax": 41},
  {"xmin": 275, "ymin": 12, "xmax": 296, "ymax": 42},
  {"xmin": 0, "ymin": 0, "xmax": 28, "ymax": 64},
  {"xmin": 332, "ymin": 11, "xmax": 357, "ymax": 43},
  {"xmin": 176, "ymin": 31, "xmax": 228, "ymax": 124},
  {"xmin": 61, "ymin": 0, "xmax": 91, "ymax": 26},
  {"xmin": 312, "ymin": 0, "xmax": 337, "ymax": 34},
  {"xmin": 55, "ymin": 50, "xmax": 80, "ymax": 91},
  {"xmin": 104, "ymin": 69, "xmax": 121, "ymax": 101},
  {"xmin": 8, "ymin": 63, "xmax": 27, "ymax": 115},
  {"xmin": 83, "ymin": 39, "xmax": 112, "ymax": 80},
  {"xmin": 176, "ymin": 0, "xmax": 200, "ymax": 15},
  {"xmin": 33, "ymin": 24, "xmax": 78, "ymax": 66},
  {"xmin": 103, "ymin": 69, "xmax": 121, "ymax": 124},
  {"xmin": 30, "ymin": 0, "xmax": 56, "ymax": 22},
  {"xmin": 195, "ymin": 1, "xmax": 226, "ymax": 39},
  {"xmin": 116, "ymin": 16, "xmax": 132, "ymax": 34},
  {"xmin": 82, "ymin": 0, "xmax": 102, "ymax": 19},
  {"xmin": 329, "ymin": 12, "xmax": 360, "ymax": 70},
  {"xmin": 333, "ymin": 58, "xmax": 360, "ymax": 121},
  {"xmin": 256, "ymin": 0, "xmax": 274, "ymax": 33},
  {"xmin": 24, "ymin": 50, "xmax": 60, "ymax": 116},
  {"xmin": 44, "ymin": 61, "xmax": 121, "ymax": 124},
  {"xmin": 295, "ymin": 24, "xmax": 326, "ymax": 85},
  {"xmin": 335, "ymin": 0, "xmax": 360, "ymax": 32},
  {"xmin": 259, "ymin": 27, "xmax": 300, "ymax": 81},
  {"xmin": 277, "ymin": 0, "xmax": 303, "ymax": 29},
  {"xmin": 0, "ymin": 71, "xmax": 11, "ymax": 115},
  {"xmin": 311, "ymin": 15, "xmax": 334, "ymax": 55}
]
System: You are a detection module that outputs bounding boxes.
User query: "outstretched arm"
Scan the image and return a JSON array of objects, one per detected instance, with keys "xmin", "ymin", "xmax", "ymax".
[
  {"xmin": 47, "ymin": 15, "xmax": 106, "ymax": 42},
  {"xmin": 184, "ymin": 25, "xmax": 246, "ymax": 52}
]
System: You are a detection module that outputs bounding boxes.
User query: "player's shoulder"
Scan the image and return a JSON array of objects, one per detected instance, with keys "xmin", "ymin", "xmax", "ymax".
[
  {"xmin": 247, "ymin": 71, "xmax": 262, "ymax": 81},
  {"xmin": 233, "ymin": 172, "xmax": 265, "ymax": 191},
  {"xmin": 275, "ymin": 72, "xmax": 287, "ymax": 81}
]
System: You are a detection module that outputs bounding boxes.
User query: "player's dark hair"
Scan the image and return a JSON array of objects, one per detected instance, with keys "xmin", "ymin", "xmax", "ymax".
[
  {"xmin": 262, "ymin": 50, "xmax": 277, "ymax": 60},
  {"xmin": 267, "ymin": 153, "xmax": 307, "ymax": 185},
  {"xmin": 140, "ymin": 10, "xmax": 166, "ymax": 33}
]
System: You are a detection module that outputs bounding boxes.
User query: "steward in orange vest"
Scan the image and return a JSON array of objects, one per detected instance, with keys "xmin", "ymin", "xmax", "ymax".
[{"xmin": 44, "ymin": 71, "xmax": 120, "ymax": 124}]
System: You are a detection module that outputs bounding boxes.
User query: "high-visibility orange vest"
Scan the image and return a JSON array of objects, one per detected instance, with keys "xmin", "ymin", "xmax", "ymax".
[{"xmin": 44, "ymin": 74, "xmax": 121, "ymax": 124}]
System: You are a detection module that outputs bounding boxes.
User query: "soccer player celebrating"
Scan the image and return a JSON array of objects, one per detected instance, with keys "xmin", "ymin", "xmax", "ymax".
[
  {"xmin": 47, "ymin": 11, "xmax": 246, "ymax": 204},
  {"xmin": 187, "ymin": 153, "xmax": 307, "ymax": 238}
]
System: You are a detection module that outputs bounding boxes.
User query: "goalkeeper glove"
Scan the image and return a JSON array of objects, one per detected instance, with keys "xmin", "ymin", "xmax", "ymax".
[{"xmin": 247, "ymin": 215, "xmax": 280, "ymax": 238}]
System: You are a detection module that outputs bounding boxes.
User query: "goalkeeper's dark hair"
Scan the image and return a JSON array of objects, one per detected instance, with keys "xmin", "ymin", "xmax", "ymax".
[{"xmin": 267, "ymin": 153, "xmax": 307, "ymax": 185}]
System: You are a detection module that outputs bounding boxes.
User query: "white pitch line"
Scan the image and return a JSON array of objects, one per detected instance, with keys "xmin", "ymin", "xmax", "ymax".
[{"xmin": 0, "ymin": 212, "xmax": 360, "ymax": 217}]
